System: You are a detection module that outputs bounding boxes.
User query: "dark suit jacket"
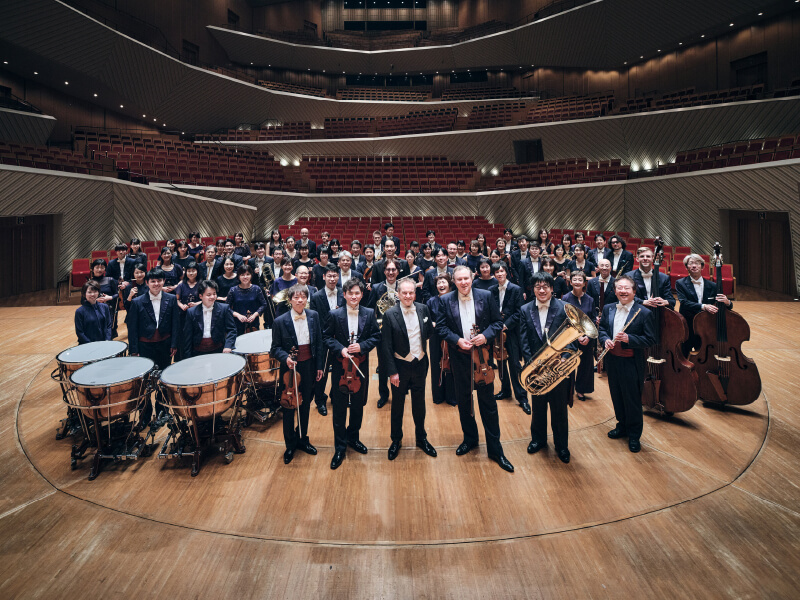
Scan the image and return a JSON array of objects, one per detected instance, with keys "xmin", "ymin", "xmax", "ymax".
[
  {"xmin": 434, "ymin": 288, "xmax": 503, "ymax": 348},
  {"xmin": 492, "ymin": 282, "xmax": 524, "ymax": 355},
  {"xmin": 182, "ymin": 303, "xmax": 237, "ymax": 358},
  {"xmin": 519, "ymin": 298, "xmax": 577, "ymax": 362},
  {"xmin": 588, "ymin": 247, "xmax": 612, "ymax": 265},
  {"xmin": 380, "ymin": 235, "xmax": 401, "ymax": 250},
  {"xmin": 371, "ymin": 257, "xmax": 410, "ymax": 284},
  {"xmin": 270, "ymin": 308, "xmax": 325, "ymax": 371},
  {"xmin": 338, "ymin": 269, "xmax": 364, "ymax": 287},
  {"xmin": 675, "ymin": 276, "xmax": 730, "ymax": 322},
  {"xmin": 380, "ymin": 302, "xmax": 434, "ymax": 376},
  {"xmin": 610, "ymin": 250, "xmax": 635, "ymax": 276},
  {"xmin": 107, "ymin": 257, "xmax": 133, "ymax": 282},
  {"xmin": 627, "ymin": 269, "xmax": 676, "ymax": 309},
  {"xmin": 75, "ymin": 302, "xmax": 113, "ymax": 344},
  {"xmin": 324, "ymin": 305, "xmax": 382, "ymax": 373},
  {"xmin": 447, "ymin": 257, "xmax": 467, "ymax": 268},
  {"xmin": 598, "ymin": 303, "xmax": 656, "ymax": 367},
  {"xmin": 198, "ymin": 259, "xmax": 223, "ymax": 281},
  {"xmin": 310, "ymin": 287, "xmax": 344, "ymax": 327},
  {"xmin": 248, "ymin": 256, "xmax": 275, "ymax": 273},
  {"xmin": 127, "ymin": 292, "xmax": 180, "ymax": 354},
  {"xmin": 587, "ymin": 276, "xmax": 617, "ymax": 317},
  {"xmin": 422, "ymin": 267, "xmax": 454, "ymax": 303},
  {"xmin": 566, "ymin": 259, "xmax": 597, "ymax": 278}
]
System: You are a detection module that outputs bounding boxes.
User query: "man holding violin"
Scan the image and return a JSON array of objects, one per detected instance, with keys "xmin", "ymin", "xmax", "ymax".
[
  {"xmin": 434, "ymin": 265, "xmax": 513, "ymax": 472},
  {"xmin": 381, "ymin": 278, "xmax": 437, "ymax": 461},
  {"xmin": 271, "ymin": 284, "xmax": 325, "ymax": 465},
  {"xmin": 324, "ymin": 278, "xmax": 382, "ymax": 470}
]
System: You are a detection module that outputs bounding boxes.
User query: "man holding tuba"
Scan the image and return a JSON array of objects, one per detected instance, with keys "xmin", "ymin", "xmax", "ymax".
[
  {"xmin": 370, "ymin": 259, "xmax": 400, "ymax": 408},
  {"xmin": 520, "ymin": 272, "xmax": 590, "ymax": 464}
]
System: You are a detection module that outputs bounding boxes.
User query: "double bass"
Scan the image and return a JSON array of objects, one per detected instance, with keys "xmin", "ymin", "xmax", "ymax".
[
  {"xmin": 641, "ymin": 238, "xmax": 698, "ymax": 415},
  {"xmin": 690, "ymin": 243, "xmax": 761, "ymax": 406}
]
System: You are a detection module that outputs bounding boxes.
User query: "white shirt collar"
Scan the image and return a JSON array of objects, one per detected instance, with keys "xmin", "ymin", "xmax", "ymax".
[
  {"xmin": 640, "ymin": 269, "xmax": 653, "ymax": 278},
  {"xmin": 536, "ymin": 300, "xmax": 550, "ymax": 310},
  {"xmin": 202, "ymin": 304, "xmax": 214, "ymax": 313},
  {"xmin": 617, "ymin": 301, "xmax": 633, "ymax": 310},
  {"xmin": 691, "ymin": 276, "xmax": 703, "ymax": 284},
  {"xmin": 149, "ymin": 291, "xmax": 162, "ymax": 302}
]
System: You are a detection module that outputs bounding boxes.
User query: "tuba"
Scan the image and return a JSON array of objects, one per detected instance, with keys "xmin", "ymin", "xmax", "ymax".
[{"xmin": 520, "ymin": 303, "xmax": 598, "ymax": 395}]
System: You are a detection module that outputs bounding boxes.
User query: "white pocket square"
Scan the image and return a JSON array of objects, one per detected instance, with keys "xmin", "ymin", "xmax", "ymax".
[{"xmin": 423, "ymin": 317, "xmax": 429, "ymax": 323}]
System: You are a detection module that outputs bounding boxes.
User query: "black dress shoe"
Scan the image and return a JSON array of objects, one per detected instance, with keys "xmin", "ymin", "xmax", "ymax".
[
  {"xmin": 416, "ymin": 439, "xmax": 437, "ymax": 457},
  {"xmin": 527, "ymin": 440, "xmax": 546, "ymax": 454},
  {"xmin": 608, "ymin": 427, "xmax": 628, "ymax": 439},
  {"xmin": 298, "ymin": 441, "xmax": 317, "ymax": 455},
  {"xmin": 493, "ymin": 391, "xmax": 509, "ymax": 401},
  {"xmin": 519, "ymin": 401, "xmax": 531, "ymax": 415},
  {"xmin": 348, "ymin": 440, "xmax": 368, "ymax": 454},
  {"xmin": 455, "ymin": 441, "xmax": 477, "ymax": 456},
  {"xmin": 330, "ymin": 450, "xmax": 346, "ymax": 469},
  {"xmin": 283, "ymin": 448, "xmax": 295, "ymax": 464},
  {"xmin": 489, "ymin": 454, "xmax": 514, "ymax": 473},
  {"xmin": 576, "ymin": 394, "xmax": 586, "ymax": 402},
  {"xmin": 317, "ymin": 404, "xmax": 327, "ymax": 416},
  {"xmin": 377, "ymin": 397, "xmax": 389, "ymax": 408},
  {"xmin": 433, "ymin": 398, "xmax": 444, "ymax": 405},
  {"xmin": 388, "ymin": 441, "xmax": 401, "ymax": 461},
  {"xmin": 629, "ymin": 439, "xmax": 641, "ymax": 453},
  {"xmin": 557, "ymin": 449, "xmax": 571, "ymax": 463}
]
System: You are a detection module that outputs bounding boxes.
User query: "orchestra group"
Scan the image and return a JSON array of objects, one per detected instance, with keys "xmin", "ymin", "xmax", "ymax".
[{"xmin": 75, "ymin": 223, "xmax": 734, "ymax": 472}]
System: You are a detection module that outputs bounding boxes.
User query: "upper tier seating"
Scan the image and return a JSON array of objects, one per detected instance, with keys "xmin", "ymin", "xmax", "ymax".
[
  {"xmin": 375, "ymin": 109, "xmax": 458, "ymax": 136},
  {"xmin": 301, "ymin": 155, "xmax": 480, "ymax": 193},
  {"xmin": 466, "ymin": 101, "xmax": 530, "ymax": 129},
  {"xmin": 323, "ymin": 117, "xmax": 375, "ymax": 139},
  {"xmin": 525, "ymin": 94, "xmax": 613, "ymax": 124},
  {"xmin": 420, "ymin": 20, "xmax": 511, "ymax": 46},
  {"xmin": 337, "ymin": 87, "xmax": 430, "ymax": 102},
  {"xmin": 617, "ymin": 85, "xmax": 766, "ymax": 114},
  {"xmin": 485, "ymin": 158, "xmax": 628, "ymax": 190},
  {"xmin": 441, "ymin": 86, "xmax": 531, "ymax": 101},
  {"xmin": 77, "ymin": 130, "xmax": 293, "ymax": 191},
  {"xmin": 656, "ymin": 133, "xmax": 800, "ymax": 176},
  {"xmin": 258, "ymin": 81, "xmax": 328, "ymax": 98},
  {"xmin": 198, "ymin": 123, "xmax": 313, "ymax": 142},
  {"xmin": 325, "ymin": 30, "xmax": 423, "ymax": 50},
  {"xmin": 0, "ymin": 141, "xmax": 101, "ymax": 174}
]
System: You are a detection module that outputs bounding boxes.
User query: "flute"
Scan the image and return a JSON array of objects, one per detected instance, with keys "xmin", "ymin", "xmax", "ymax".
[{"xmin": 597, "ymin": 308, "xmax": 640, "ymax": 362}]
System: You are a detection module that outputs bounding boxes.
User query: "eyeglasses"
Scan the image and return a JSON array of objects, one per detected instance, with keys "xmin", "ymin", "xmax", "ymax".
[{"xmin": 533, "ymin": 284, "xmax": 551, "ymax": 291}]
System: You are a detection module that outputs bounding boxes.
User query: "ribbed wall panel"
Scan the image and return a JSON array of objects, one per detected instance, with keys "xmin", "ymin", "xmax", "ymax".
[
  {"xmin": 0, "ymin": 109, "xmax": 57, "ymax": 146},
  {"xmin": 0, "ymin": 168, "xmax": 256, "ymax": 282}
]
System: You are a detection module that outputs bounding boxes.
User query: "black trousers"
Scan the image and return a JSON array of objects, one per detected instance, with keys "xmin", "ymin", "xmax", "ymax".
[
  {"xmin": 605, "ymin": 353, "xmax": 644, "ymax": 440},
  {"xmin": 429, "ymin": 337, "xmax": 455, "ymax": 405},
  {"xmin": 313, "ymin": 349, "xmax": 334, "ymax": 407},
  {"xmin": 681, "ymin": 309, "xmax": 701, "ymax": 357},
  {"xmin": 377, "ymin": 351, "xmax": 390, "ymax": 402},
  {"xmin": 330, "ymin": 363, "xmax": 367, "ymax": 452},
  {"xmin": 281, "ymin": 359, "xmax": 315, "ymax": 450},
  {"xmin": 390, "ymin": 356, "xmax": 429, "ymax": 443},
  {"xmin": 498, "ymin": 334, "xmax": 527, "ymax": 401},
  {"xmin": 450, "ymin": 348, "xmax": 503, "ymax": 458},
  {"xmin": 575, "ymin": 340, "xmax": 596, "ymax": 394},
  {"xmin": 531, "ymin": 377, "xmax": 571, "ymax": 451},
  {"xmin": 138, "ymin": 338, "xmax": 172, "ymax": 423}
]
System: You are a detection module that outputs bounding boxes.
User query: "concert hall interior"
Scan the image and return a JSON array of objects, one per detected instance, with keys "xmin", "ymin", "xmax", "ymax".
[{"xmin": 2, "ymin": 0, "xmax": 800, "ymax": 597}]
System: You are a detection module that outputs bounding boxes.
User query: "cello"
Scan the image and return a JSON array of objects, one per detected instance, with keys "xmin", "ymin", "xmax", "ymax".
[
  {"xmin": 690, "ymin": 243, "xmax": 761, "ymax": 406},
  {"xmin": 641, "ymin": 238, "xmax": 698, "ymax": 415}
]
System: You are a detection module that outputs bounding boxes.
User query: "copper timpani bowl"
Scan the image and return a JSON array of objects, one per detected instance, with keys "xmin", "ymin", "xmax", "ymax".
[
  {"xmin": 55, "ymin": 340, "xmax": 128, "ymax": 383},
  {"xmin": 69, "ymin": 356, "xmax": 154, "ymax": 421},
  {"xmin": 158, "ymin": 354, "xmax": 246, "ymax": 421},
  {"xmin": 233, "ymin": 329, "xmax": 280, "ymax": 387}
]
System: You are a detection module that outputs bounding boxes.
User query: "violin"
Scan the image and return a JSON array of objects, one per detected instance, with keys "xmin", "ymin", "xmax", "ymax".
[
  {"xmin": 339, "ymin": 332, "xmax": 365, "ymax": 394},
  {"xmin": 471, "ymin": 324, "xmax": 494, "ymax": 387},
  {"xmin": 690, "ymin": 243, "xmax": 761, "ymax": 406},
  {"xmin": 439, "ymin": 339, "xmax": 451, "ymax": 385},
  {"xmin": 492, "ymin": 314, "xmax": 508, "ymax": 362},
  {"xmin": 641, "ymin": 237, "xmax": 698, "ymax": 415},
  {"xmin": 280, "ymin": 347, "xmax": 301, "ymax": 410}
]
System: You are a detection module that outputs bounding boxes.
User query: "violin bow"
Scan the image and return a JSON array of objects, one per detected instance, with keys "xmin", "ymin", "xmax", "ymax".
[{"xmin": 292, "ymin": 346, "xmax": 302, "ymax": 440}]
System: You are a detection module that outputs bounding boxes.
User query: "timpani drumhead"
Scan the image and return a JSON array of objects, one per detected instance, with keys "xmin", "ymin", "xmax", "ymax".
[
  {"xmin": 232, "ymin": 329, "xmax": 272, "ymax": 355},
  {"xmin": 160, "ymin": 354, "xmax": 246, "ymax": 387},
  {"xmin": 70, "ymin": 356, "xmax": 154, "ymax": 387},
  {"xmin": 57, "ymin": 340, "xmax": 128, "ymax": 366}
]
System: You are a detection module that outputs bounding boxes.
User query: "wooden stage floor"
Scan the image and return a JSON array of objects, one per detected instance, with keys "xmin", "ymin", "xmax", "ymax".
[{"xmin": 1, "ymin": 302, "xmax": 799, "ymax": 598}]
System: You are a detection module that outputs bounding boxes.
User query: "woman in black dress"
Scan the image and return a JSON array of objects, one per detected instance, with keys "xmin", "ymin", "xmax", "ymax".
[
  {"xmin": 415, "ymin": 243, "xmax": 435, "ymax": 272},
  {"xmin": 472, "ymin": 257, "xmax": 498, "ymax": 291},
  {"xmin": 476, "ymin": 232, "xmax": 489, "ymax": 256},
  {"xmin": 233, "ymin": 232, "xmax": 251, "ymax": 262},
  {"xmin": 269, "ymin": 257, "xmax": 298, "ymax": 317},
  {"xmin": 123, "ymin": 263, "xmax": 149, "ymax": 325},
  {"xmin": 328, "ymin": 238, "xmax": 341, "ymax": 266},
  {"xmin": 293, "ymin": 243, "xmax": 315, "ymax": 280},
  {"xmin": 551, "ymin": 244, "xmax": 570, "ymax": 280},
  {"xmin": 157, "ymin": 247, "xmax": 183, "ymax": 293},
  {"xmin": 174, "ymin": 261, "xmax": 202, "ymax": 360},
  {"xmin": 228, "ymin": 265, "xmax": 267, "ymax": 335},
  {"xmin": 541, "ymin": 257, "xmax": 568, "ymax": 299},
  {"xmin": 74, "ymin": 280, "xmax": 113, "ymax": 344},
  {"xmin": 173, "ymin": 240, "xmax": 193, "ymax": 270},
  {"xmin": 561, "ymin": 270, "xmax": 596, "ymax": 401},
  {"xmin": 266, "ymin": 229, "xmax": 282, "ymax": 257},
  {"xmin": 215, "ymin": 256, "xmax": 240, "ymax": 303},
  {"xmin": 566, "ymin": 244, "xmax": 597, "ymax": 280}
]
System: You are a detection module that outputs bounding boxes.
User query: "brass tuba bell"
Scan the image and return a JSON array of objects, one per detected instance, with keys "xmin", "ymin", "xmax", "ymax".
[{"xmin": 520, "ymin": 303, "xmax": 598, "ymax": 395}]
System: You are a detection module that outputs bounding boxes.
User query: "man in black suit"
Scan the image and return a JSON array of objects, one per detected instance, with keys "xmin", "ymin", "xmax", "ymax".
[
  {"xmin": 509, "ymin": 235, "xmax": 535, "ymax": 295},
  {"xmin": 628, "ymin": 246, "xmax": 675, "ymax": 309},
  {"xmin": 324, "ymin": 279, "xmax": 382, "ymax": 470},
  {"xmin": 425, "ymin": 230, "xmax": 443, "ymax": 254},
  {"xmin": 107, "ymin": 243, "xmax": 133, "ymax": 286},
  {"xmin": 127, "ymin": 268, "xmax": 181, "ymax": 424},
  {"xmin": 588, "ymin": 234, "xmax": 612, "ymax": 266},
  {"xmin": 422, "ymin": 248, "xmax": 453, "ymax": 303},
  {"xmin": 491, "ymin": 262, "xmax": 530, "ymax": 414},
  {"xmin": 198, "ymin": 245, "xmax": 222, "ymax": 281},
  {"xmin": 248, "ymin": 242, "xmax": 275, "ymax": 286},
  {"xmin": 310, "ymin": 265, "xmax": 345, "ymax": 415},
  {"xmin": 371, "ymin": 239, "xmax": 410, "ymax": 283},
  {"xmin": 519, "ymin": 272, "xmax": 582, "ymax": 463},
  {"xmin": 434, "ymin": 265, "xmax": 513, "ymax": 472},
  {"xmin": 503, "ymin": 228, "xmax": 517, "ymax": 251},
  {"xmin": 358, "ymin": 244, "xmax": 376, "ymax": 285},
  {"xmin": 369, "ymin": 259, "xmax": 401, "ymax": 407},
  {"xmin": 381, "ymin": 278, "xmax": 437, "ymax": 461},
  {"xmin": 182, "ymin": 281, "xmax": 237, "ymax": 358},
  {"xmin": 271, "ymin": 284, "xmax": 325, "ymax": 464},
  {"xmin": 675, "ymin": 253, "xmax": 732, "ymax": 356},
  {"xmin": 380, "ymin": 222, "xmax": 401, "ymax": 252},
  {"xmin": 221, "ymin": 239, "xmax": 244, "ymax": 270},
  {"xmin": 608, "ymin": 235, "xmax": 634, "ymax": 278},
  {"xmin": 598, "ymin": 275, "xmax": 656, "ymax": 453},
  {"xmin": 336, "ymin": 251, "xmax": 363, "ymax": 287},
  {"xmin": 446, "ymin": 242, "xmax": 467, "ymax": 268},
  {"xmin": 298, "ymin": 227, "xmax": 316, "ymax": 259},
  {"xmin": 587, "ymin": 258, "xmax": 617, "ymax": 325}
]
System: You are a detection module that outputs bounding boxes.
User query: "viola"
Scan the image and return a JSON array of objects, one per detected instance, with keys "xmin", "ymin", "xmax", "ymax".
[
  {"xmin": 339, "ymin": 331, "xmax": 365, "ymax": 394},
  {"xmin": 641, "ymin": 237, "xmax": 698, "ymax": 415},
  {"xmin": 280, "ymin": 347, "xmax": 301, "ymax": 410},
  {"xmin": 471, "ymin": 324, "xmax": 494, "ymax": 387},
  {"xmin": 690, "ymin": 243, "xmax": 761, "ymax": 405},
  {"xmin": 440, "ymin": 340, "xmax": 451, "ymax": 383}
]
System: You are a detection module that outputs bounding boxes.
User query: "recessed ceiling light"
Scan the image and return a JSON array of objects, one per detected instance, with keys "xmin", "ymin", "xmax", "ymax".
[
  {"xmin": 639, "ymin": 55, "xmax": 643, "ymax": 59},
  {"xmin": 729, "ymin": 23, "xmax": 734, "ymax": 27},
  {"xmin": 657, "ymin": 49, "xmax": 661, "ymax": 52},
  {"xmin": 153, "ymin": 118, "xmax": 156, "ymax": 121},
  {"xmin": 33, "ymin": 71, "xmax": 38, "ymax": 75},
  {"xmin": 2, "ymin": 61, "xmax": 7, "ymax": 65},
  {"xmin": 64, "ymin": 81, "xmax": 69, "ymax": 85},
  {"xmin": 758, "ymin": 12, "xmax": 763, "ymax": 16},
  {"xmin": 143, "ymin": 114, "xmax": 146, "ymax": 117},
  {"xmin": 624, "ymin": 61, "xmax": 628, "ymax": 65},
  {"xmin": 93, "ymin": 93, "xmax": 98, "ymax": 97},
  {"xmin": 162, "ymin": 123, "xmax": 166, "ymax": 126},
  {"xmin": 701, "ymin": 34, "xmax": 705, "ymax": 38},
  {"xmin": 120, "ymin": 104, "xmax": 123, "ymax": 108},
  {"xmin": 679, "ymin": 42, "xmax": 683, "ymax": 45},
  {"xmin": 250, "ymin": 62, "xmax": 253, "ymax": 65}
]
